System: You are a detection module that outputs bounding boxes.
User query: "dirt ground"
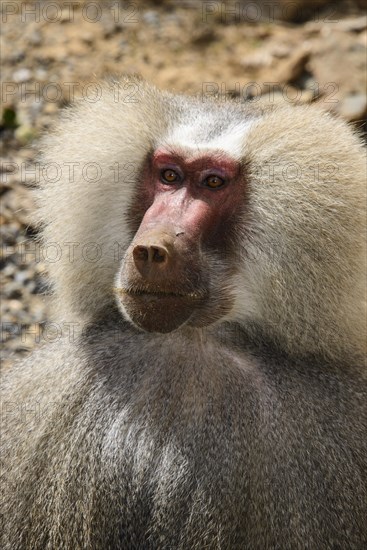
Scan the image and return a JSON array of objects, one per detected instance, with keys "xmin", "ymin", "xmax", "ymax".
[{"xmin": 1, "ymin": 0, "xmax": 366, "ymax": 368}]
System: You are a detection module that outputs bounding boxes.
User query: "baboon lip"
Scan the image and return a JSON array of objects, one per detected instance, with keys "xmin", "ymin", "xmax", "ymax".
[{"xmin": 115, "ymin": 287, "xmax": 205, "ymax": 300}]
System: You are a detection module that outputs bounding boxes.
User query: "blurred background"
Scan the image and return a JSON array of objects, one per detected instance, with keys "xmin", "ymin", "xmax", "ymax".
[{"xmin": 1, "ymin": 0, "xmax": 366, "ymax": 368}]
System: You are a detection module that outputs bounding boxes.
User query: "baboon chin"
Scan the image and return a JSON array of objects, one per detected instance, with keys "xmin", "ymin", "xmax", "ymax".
[{"xmin": 1, "ymin": 77, "xmax": 366, "ymax": 550}]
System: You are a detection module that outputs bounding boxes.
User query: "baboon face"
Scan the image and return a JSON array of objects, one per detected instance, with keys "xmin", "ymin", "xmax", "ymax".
[{"xmin": 116, "ymin": 146, "xmax": 244, "ymax": 333}]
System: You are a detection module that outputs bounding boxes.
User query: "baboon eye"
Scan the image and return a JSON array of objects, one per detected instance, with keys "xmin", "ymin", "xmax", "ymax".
[
  {"xmin": 161, "ymin": 169, "xmax": 180, "ymax": 184},
  {"xmin": 203, "ymin": 175, "xmax": 225, "ymax": 189}
]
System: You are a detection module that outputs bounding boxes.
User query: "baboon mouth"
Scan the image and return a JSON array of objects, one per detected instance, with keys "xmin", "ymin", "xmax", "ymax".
[
  {"xmin": 115, "ymin": 287, "xmax": 205, "ymax": 300},
  {"xmin": 115, "ymin": 285, "xmax": 208, "ymax": 333}
]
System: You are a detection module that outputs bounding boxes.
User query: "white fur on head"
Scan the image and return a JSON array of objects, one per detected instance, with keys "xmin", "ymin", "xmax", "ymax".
[
  {"xmin": 38, "ymin": 78, "xmax": 366, "ymax": 361},
  {"xmin": 229, "ymin": 105, "xmax": 367, "ymax": 360},
  {"xmin": 38, "ymin": 78, "xmax": 175, "ymax": 323}
]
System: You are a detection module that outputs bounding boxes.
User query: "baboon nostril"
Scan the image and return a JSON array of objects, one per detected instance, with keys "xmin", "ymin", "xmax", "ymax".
[
  {"xmin": 133, "ymin": 244, "xmax": 168, "ymax": 267},
  {"xmin": 133, "ymin": 246, "xmax": 149, "ymax": 263},
  {"xmin": 152, "ymin": 247, "xmax": 166, "ymax": 263}
]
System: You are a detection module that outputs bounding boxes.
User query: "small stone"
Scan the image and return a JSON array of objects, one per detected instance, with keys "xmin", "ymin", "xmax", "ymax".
[
  {"xmin": 338, "ymin": 94, "xmax": 367, "ymax": 121},
  {"xmin": 80, "ymin": 32, "xmax": 94, "ymax": 44},
  {"xmin": 7, "ymin": 299, "xmax": 24, "ymax": 313},
  {"xmin": 43, "ymin": 102, "xmax": 59, "ymax": 115},
  {"xmin": 60, "ymin": 8, "xmax": 73, "ymax": 22},
  {"xmin": 100, "ymin": 13, "xmax": 118, "ymax": 37},
  {"xmin": 3, "ymin": 282, "xmax": 23, "ymax": 300},
  {"xmin": 12, "ymin": 68, "xmax": 32, "ymax": 83},
  {"xmin": 2, "ymin": 263, "xmax": 16, "ymax": 278},
  {"xmin": 271, "ymin": 44, "xmax": 292, "ymax": 59},
  {"xmin": 241, "ymin": 51, "xmax": 273, "ymax": 70},
  {"xmin": 142, "ymin": 11, "xmax": 159, "ymax": 26},
  {"xmin": 191, "ymin": 27, "xmax": 217, "ymax": 46},
  {"xmin": 28, "ymin": 31, "xmax": 42, "ymax": 46},
  {"xmin": 14, "ymin": 125, "xmax": 38, "ymax": 145},
  {"xmin": 14, "ymin": 270, "xmax": 32, "ymax": 286},
  {"xmin": 34, "ymin": 68, "xmax": 48, "ymax": 81},
  {"xmin": 8, "ymin": 51, "xmax": 25, "ymax": 63}
]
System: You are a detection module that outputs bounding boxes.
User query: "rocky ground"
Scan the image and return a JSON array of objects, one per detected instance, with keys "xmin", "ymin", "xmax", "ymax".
[{"xmin": 1, "ymin": 0, "xmax": 366, "ymax": 369}]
